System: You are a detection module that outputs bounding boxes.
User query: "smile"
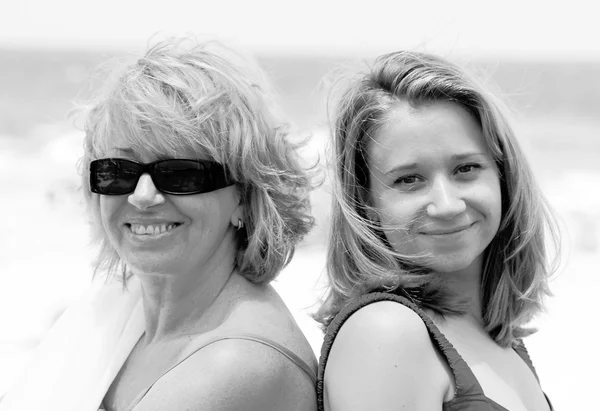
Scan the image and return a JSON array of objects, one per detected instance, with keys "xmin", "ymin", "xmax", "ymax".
[
  {"xmin": 421, "ymin": 223, "xmax": 476, "ymax": 237},
  {"xmin": 127, "ymin": 223, "xmax": 181, "ymax": 235}
]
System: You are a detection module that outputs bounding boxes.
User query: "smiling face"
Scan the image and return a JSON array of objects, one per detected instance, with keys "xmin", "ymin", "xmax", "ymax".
[
  {"xmin": 99, "ymin": 147, "xmax": 241, "ymax": 278},
  {"xmin": 366, "ymin": 100, "xmax": 502, "ymax": 277}
]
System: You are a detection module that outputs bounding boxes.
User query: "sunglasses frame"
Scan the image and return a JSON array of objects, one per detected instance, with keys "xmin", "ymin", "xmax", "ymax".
[{"xmin": 89, "ymin": 158, "xmax": 234, "ymax": 196}]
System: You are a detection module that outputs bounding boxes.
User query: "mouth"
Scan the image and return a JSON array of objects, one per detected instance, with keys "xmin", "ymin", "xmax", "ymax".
[
  {"xmin": 421, "ymin": 222, "xmax": 475, "ymax": 236},
  {"xmin": 126, "ymin": 222, "xmax": 182, "ymax": 236}
]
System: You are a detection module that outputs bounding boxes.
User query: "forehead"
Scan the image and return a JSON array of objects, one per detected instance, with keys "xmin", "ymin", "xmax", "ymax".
[
  {"xmin": 367, "ymin": 101, "xmax": 488, "ymax": 169},
  {"xmin": 92, "ymin": 126, "xmax": 211, "ymax": 162}
]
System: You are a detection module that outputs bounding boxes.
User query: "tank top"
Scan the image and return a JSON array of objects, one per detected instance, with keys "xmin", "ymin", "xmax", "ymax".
[
  {"xmin": 317, "ymin": 292, "xmax": 553, "ymax": 411},
  {"xmin": 100, "ymin": 332, "xmax": 317, "ymax": 411}
]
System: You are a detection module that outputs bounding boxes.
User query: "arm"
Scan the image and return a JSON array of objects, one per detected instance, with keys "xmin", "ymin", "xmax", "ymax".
[
  {"xmin": 134, "ymin": 338, "xmax": 315, "ymax": 411},
  {"xmin": 324, "ymin": 301, "xmax": 451, "ymax": 411}
]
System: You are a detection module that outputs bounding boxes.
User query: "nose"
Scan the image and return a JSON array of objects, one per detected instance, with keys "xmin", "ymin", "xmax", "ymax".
[
  {"xmin": 426, "ymin": 177, "xmax": 466, "ymax": 219},
  {"xmin": 127, "ymin": 174, "xmax": 166, "ymax": 210}
]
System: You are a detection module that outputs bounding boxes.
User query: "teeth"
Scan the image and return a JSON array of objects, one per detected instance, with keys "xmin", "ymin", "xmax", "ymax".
[{"xmin": 130, "ymin": 223, "xmax": 177, "ymax": 235}]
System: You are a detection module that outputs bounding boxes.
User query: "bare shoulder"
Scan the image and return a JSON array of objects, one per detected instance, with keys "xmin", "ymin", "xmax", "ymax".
[
  {"xmin": 324, "ymin": 301, "xmax": 450, "ymax": 411},
  {"xmin": 136, "ymin": 337, "xmax": 316, "ymax": 411},
  {"xmin": 223, "ymin": 282, "xmax": 317, "ymax": 371},
  {"xmin": 335, "ymin": 300, "xmax": 429, "ymax": 341}
]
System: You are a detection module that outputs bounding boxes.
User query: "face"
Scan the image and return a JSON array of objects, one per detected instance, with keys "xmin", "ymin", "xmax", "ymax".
[
  {"xmin": 98, "ymin": 147, "xmax": 241, "ymax": 277},
  {"xmin": 366, "ymin": 100, "xmax": 501, "ymax": 277}
]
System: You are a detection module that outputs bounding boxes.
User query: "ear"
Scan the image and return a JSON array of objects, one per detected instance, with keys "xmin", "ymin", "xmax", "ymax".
[
  {"xmin": 230, "ymin": 203, "xmax": 245, "ymax": 228},
  {"xmin": 230, "ymin": 188, "xmax": 245, "ymax": 228}
]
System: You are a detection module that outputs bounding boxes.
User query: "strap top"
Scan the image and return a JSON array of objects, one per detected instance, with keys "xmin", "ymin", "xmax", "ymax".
[
  {"xmin": 103, "ymin": 332, "xmax": 317, "ymax": 411},
  {"xmin": 317, "ymin": 292, "xmax": 552, "ymax": 411}
]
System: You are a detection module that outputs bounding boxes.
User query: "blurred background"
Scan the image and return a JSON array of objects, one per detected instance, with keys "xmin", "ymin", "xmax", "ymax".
[{"xmin": 1, "ymin": 0, "xmax": 598, "ymax": 408}]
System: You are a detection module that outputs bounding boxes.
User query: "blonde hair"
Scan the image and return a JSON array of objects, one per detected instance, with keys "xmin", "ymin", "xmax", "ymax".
[
  {"xmin": 316, "ymin": 51, "xmax": 560, "ymax": 347},
  {"xmin": 80, "ymin": 37, "xmax": 315, "ymax": 284}
]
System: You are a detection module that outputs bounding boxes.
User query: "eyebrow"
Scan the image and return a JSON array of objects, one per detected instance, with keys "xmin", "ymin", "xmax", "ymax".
[
  {"xmin": 384, "ymin": 152, "xmax": 487, "ymax": 175},
  {"xmin": 451, "ymin": 152, "xmax": 487, "ymax": 161}
]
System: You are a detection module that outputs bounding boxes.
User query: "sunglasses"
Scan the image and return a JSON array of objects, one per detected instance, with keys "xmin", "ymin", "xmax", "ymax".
[{"xmin": 90, "ymin": 158, "xmax": 233, "ymax": 195}]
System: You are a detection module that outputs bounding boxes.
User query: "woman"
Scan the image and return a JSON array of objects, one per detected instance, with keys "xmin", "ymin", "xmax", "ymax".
[
  {"xmin": 316, "ymin": 51, "xmax": 560, "ymax": 410},
  {"xmin": 2, "ymin": 38, "xmax": 318, "ymax": 411}
]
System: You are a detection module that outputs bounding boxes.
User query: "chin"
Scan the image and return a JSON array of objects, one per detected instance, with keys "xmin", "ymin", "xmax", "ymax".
[
  {"xmin": 425, "ymin": 252, "xmax": 482, "ymax": 275},
  {"xmin": 126, "ymin": 257, "xmax": 173, "ymax": 276}
]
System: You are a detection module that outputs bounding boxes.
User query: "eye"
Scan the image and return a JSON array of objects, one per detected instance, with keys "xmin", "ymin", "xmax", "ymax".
[
  {"xmin": 394, "ymin": 174, "xmax": 423, "ymax": 190},
  {"xmin": 456, "ymin": 163, "xmax": 482, "ymax": 174}
]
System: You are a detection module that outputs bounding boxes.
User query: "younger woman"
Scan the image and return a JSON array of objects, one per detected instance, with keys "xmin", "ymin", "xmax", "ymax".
[{"xmin": 316, "ymin": 51, "xmax": 559, "ymax": 411}]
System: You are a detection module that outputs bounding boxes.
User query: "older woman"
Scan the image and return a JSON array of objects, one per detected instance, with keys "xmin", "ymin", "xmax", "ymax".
[
  {"xmin": 2, "ymin": 38, "xmax": 317, "ymax": 411},
  {"xmin": 316, "ymin": 51, "xmax": 560, "ymax": 410}
]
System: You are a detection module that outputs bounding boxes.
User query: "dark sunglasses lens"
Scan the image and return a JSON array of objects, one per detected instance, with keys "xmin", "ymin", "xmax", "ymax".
[
  {"xmin": 91, "ymin": 159, "xmax": 141, "ymax": 195},
  {"xmin": 153, "ymin": 160, "xmax": 223, "ymax": 194}
]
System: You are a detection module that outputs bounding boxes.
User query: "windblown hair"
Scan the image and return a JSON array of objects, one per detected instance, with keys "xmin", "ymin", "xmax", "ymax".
[
  {"xmin": 315, "ymin": 51, "xmax": 560, "ymax": 347},
  {"xmin": 80, "ymin": 37, "xmax": 315, "ymax": 285}
]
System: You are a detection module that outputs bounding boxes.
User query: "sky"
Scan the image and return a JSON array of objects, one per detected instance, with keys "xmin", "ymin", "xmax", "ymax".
[{"xmin": 1, "ymin": 0, "xmax": 599, "ymax": 58}]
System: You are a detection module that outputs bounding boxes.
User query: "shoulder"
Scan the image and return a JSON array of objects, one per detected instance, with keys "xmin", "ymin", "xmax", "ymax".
[
  {"xmin": 324, "ymin": 301, "xmax": 449, "ymax": 410},
  {"xmin": 340, "ymin": 298, "xmax": 427, "ymax": 334},
  {"xmin": 223, "ymin": 282, "xmax": 318, "ymax": 371},
  {"xmin": 138, "ymin": 337, "xmax": 316, "ymax": 411},
  {"xmin": 327, "ymin": 301, "xmax": 435, "ymax": 368}
]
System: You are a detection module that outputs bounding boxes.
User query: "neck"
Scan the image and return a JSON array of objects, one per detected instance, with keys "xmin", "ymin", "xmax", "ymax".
[
  {"xmin": 134, "ymin": 229, "xmax": 243, "ymax": 345},
  {"xmin": 443, "ymin": 256, "xmax": 485, "ymax": 326},
  {"xmin": 137, "ymin": 264, "xmax": 236, "ymax": 344},
  {"xmin": 133, "ymin": 237, "xmax": 240, "ymax": 344}
]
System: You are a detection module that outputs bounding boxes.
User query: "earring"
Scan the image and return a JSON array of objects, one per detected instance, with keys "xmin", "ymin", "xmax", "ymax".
[{"xmin": 237, "ymin": 218, "xmax": 244, "ymax": 230}]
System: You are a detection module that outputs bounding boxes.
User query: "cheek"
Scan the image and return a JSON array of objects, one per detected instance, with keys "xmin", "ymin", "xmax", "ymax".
[
  {"xmin": 98, "ymin": 196, "xmax": 122, "ymax": 238},
  {"xmin": 374, "ymin": 192, "xmax": 421, "ymax": 229},
  {"xmin": 484, "ymin": 174, "xmax": 503, "ymax": 227},
  {"xmin": 372, "ymin": 193, "xmax": 421, "ymax": 253},
  {"xmin": 174, "ymin": 196, "xmax": 222, "ymax": 238}
]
